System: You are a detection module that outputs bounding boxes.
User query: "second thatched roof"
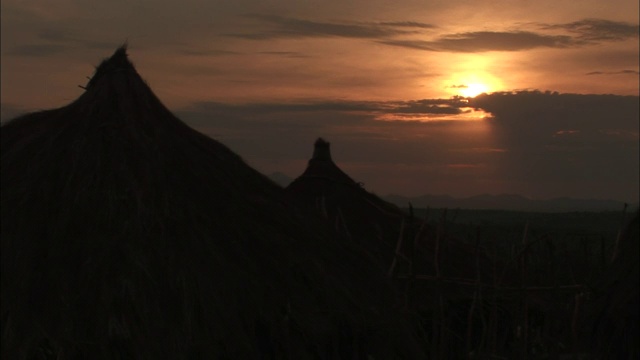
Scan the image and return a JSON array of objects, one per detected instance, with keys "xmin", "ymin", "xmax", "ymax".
[{"xmin": 285, "ymin": 138, "xmax": 409, "ymax": 270}]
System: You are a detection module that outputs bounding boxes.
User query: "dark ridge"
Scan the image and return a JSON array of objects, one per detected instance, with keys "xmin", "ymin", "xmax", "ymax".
[{"xmin": 1, "ymin": 47, "xmax": 425, "ymax": 359}]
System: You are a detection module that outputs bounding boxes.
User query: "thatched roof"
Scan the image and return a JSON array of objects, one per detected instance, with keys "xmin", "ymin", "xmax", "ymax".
[
  {"xmin": 285, "ymin": 139, "xmax": 505, "ymax": 287},
  {"xmin": 1, "ymin": 46, "xmax": 425, "ymax": 359},
  {"xmin": 285, "ymin": 138, "xmax": 409, "ymax": 270}
]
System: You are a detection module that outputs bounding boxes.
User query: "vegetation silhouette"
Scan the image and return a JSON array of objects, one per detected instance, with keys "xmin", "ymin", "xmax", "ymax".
[
  {"xmin": 1, "ymin": 46, "xmax": 425, "ymax": 359},
  {"xmin": 587, "ymin": 209, "xmax": 639, "ymax": 359}
]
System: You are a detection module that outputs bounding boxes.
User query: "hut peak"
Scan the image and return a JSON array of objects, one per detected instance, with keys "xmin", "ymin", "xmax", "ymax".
[
  {"xmin": 86, "ymin": 44, "xmax": 132, "ymax": 89},
  {"xmin": 312, "ymin": 137, "xmax": 332, "ymax": 161}
]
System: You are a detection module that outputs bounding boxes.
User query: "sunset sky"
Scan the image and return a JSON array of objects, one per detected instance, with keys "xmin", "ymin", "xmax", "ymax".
[{"xmin": 1, "ymin": 0, "xmax": 638, "ymax": 202}]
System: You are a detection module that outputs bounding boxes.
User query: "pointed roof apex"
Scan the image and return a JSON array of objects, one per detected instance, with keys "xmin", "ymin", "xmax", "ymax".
[
  {"xmin": 312, "ymin": 137, "xmax": 332, "ymax": 161},
  {"xmin": 86, "ymin": 44, "xmax": 133, "ymax": 89}
]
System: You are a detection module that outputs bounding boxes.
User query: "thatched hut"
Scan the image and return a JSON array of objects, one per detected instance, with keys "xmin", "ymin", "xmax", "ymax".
[
  {"xmin": 285, "ymin": 139, "xmax": 504, "ymax": 283},
  {"xmin": 285, "ymin": 139, "xmax": 521, "ymax": 357},
  {"xmin": 285, "ymin": 138, "xmax": 408, "ymax": 271},
  {"xmin": 1, "ymin": 47, "xmax": 425, "ymax": 359}
]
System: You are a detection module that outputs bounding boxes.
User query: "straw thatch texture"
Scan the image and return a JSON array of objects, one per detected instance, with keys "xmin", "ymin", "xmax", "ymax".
[
  {"xmin": 1, "ymin": 46, "xmax": 425, "ymax": 359},
  {"xmin": 285, "ymin": 138, "xmax": 411, "ymax": 271},
  {"xmin": 285, "ymin": 139, "xmax": 505, "ymax": 284},
  {"xmin": 284, "ymin": 140, "xmax": 520, "ymax": 357}
]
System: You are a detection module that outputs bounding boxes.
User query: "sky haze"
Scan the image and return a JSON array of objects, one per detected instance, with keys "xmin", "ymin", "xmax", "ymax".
[{"xmin": 1, "ymin": 0, "xmax": 638, "ymax": 202}]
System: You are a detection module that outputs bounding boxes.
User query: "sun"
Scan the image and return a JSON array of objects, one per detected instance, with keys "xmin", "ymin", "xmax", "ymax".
[
  {"xmin": 459, "ymin": 83, "xmax": 489, "ymax": 98},
  {"xmin": 441, "ymin": 54, "xmax": 505, "ymax": 98},
  {"xmin": 444, "ymin": 72, "xmax": 500, "ymax": 98}
]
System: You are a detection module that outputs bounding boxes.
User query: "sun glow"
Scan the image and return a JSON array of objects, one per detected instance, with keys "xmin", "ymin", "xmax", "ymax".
[
  {"xmin": 442, "ymin": 55, "xmax": 505, "ymax": 98},
  {"xmin": 445, "ymin": 73, "xmax": 503, "ymax": 98},
  {"xmin": 459, "ymin": 83, "xmax": 489, "ymax": 98}
]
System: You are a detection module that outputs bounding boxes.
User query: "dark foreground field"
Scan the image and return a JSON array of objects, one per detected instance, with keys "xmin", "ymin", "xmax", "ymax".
[{"xmin": 389, "ymin": 206, "xmax": 637, "ymax": 359}]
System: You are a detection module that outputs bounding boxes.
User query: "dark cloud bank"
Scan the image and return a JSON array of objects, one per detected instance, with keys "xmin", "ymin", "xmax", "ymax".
[
  {"xmin": 470, "ymin": 91, "xmax": 638, "ymax": 199},
  {"xmin": 178, "ymin": 91, "xmax": 639, "ymax": 202},
  {"xmin": 2, "ymin": 91, "xmax": 637, "ymax": 201}
]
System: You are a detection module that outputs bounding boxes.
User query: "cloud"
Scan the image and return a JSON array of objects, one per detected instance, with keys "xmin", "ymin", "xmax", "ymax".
[
  {"xmin": 183, "ymin": 99, "xmax": 469, "ymax": 122},
  {"xmin": 179, "ymin": 49, "xmax": 241, "ymax": 56},
  {"xmin": 470, "ymin": 91, "xmax": 639, "ymax": 130},
  {"xmin": 380, "ymin": 31, "xmax": 577, "ymax": 52},
  {"xmin": 7, "ymin": 44, "xmax": 67, "ymax": 57},
  {"xmin": 376, "ymin": 18, "xmax": 638, "ymax": 53},
  {"xmin": 225, "ymin": 15, "xmax": 428, "ymax": 39},
  {"xmin": 469, "ymin": 91, "xmax": 639, "ymax": 197},
  {"xmin": 177, "ymin": 99, "xmax": 489, "ymax": 190},
  {"xmin": 228, "ymin": 16, "xmax": 631, "ymax": 50},
  {"xmin": 586, "ymin": 69, "xmax": 639, "ymax": 75},
  {"xmin": 376, "ymin": 21, "xmax": 435, "ymax": 29},
  {"xmin": 385, "ymin": 99, "xmax": 467, "ymax": 115},
  {"xmin": 544, "ymin": 18, "xmax": 639, "ymax": 42},
  {"xmin": 36, "ymin": 30, "xmax": 116, "ymax": 50},
  {"xmin": 258, "ymin": 51, "xmax": 310, "ymax": 58},
  {"xmin": 6, "ymin": 28, "xmax": 119, "ymax": 57},
  {"xmin": 176, "ymin": 91, "xmax": 639, "ymax": 201}
]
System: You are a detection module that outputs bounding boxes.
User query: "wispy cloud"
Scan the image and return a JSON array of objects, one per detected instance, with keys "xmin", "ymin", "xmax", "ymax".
[
  {"xmin": 378, "ymin": 18, "xmax": 637, "ymax": 53},
  {"xmin": 36, "ymin": 30, "xmax": 116, "ymax": 49},
  {"xmin": 376, "ymin": 21, "xmax": 435, "ymax": 29},
  {"xmin": 225, "ymin": 15, "xmax": 430, "ymax": 39},
  {"xmin": 8, "ymin": 44, "xmax": 67, "ymax": 57},
  {"xmin": 186, "ymin": 98, "xmax": 469, "ymax": 120},
  {"xmin": 179, "ymin": 49, "xmax": 240, "ymax": 56},
  {"xmin": 6, "ymin": 29, "xmax": 118, "ymax": 57},
  {"xmin": 380, "ymin": 31, "xmax": 577, "ymax": 52},
  {"xmin": 258, "ymin": 51, "xmax": 310, "ymax": 58},
  {"xmin": 543, "ymin": 18, "xmax": 639, "ymax": 42},
  {"xmin": 586, "ymin": 69, "xmax": 639, "ymax": 75},
  {"xmin": 226, "ymin": 16, "xmax": 637, "ymax": 54}
]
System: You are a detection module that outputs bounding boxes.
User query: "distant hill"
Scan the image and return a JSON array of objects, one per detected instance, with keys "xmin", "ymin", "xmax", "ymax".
[
  {"xmin": 384, "ymin": 193, "xmax": 637, "ymax": 212},
  {"xmin": 268, "ymin": 171, "xmax": 293, "ymax": 187}
]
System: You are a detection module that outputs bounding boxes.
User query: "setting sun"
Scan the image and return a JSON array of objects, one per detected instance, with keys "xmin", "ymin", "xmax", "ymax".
[
  {"xmin": 442, "ymin": 54, "xmax": 506, "ymax": 98},
  {"xmin": 460, "ymin": 83, "xmax": 489, "ymax": 98},
  {"xmin": 444, "ymin": 70, "xmax": 504, "ymax": 98}
]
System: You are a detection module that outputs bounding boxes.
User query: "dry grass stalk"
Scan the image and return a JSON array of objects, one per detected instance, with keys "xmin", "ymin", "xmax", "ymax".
[
  {"xmin": 386, "ymin": 218, "xmax": 405, "ymax": 279},
  {"xmin": 521, "ymin": 221, "xmax": 529, "ymax": 359},
  {"xmin": 610, "ymin": 202, "xmax": 628, "ymax": 263}
]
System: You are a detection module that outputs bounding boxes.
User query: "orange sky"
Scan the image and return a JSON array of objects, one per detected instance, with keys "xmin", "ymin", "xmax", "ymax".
[{"xmin": 1, "ymin": 0, "xmax": 638, "ymax": 202}]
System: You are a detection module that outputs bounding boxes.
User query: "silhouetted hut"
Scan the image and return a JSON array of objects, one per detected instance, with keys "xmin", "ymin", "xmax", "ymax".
[
  {"xmin": 284, "ymin": 138, "xmax": 516, "ymax": 357},
  {"xmin": 285, "ymin": 139, "xmax": 502, "ymax": 282},
  {"xmin": 285, "ymin": 138, "xmax": 408, "ymax": 271},
  {"xmin": 588, "ymin": 209, "xmax": 639, "ymax": 359},
  {"xmin": 1, "ymin": 47, "xmax": 425, "ymax": 359}
]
